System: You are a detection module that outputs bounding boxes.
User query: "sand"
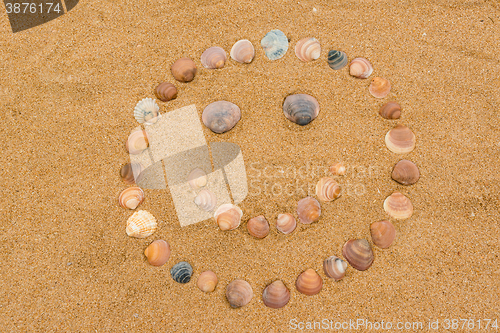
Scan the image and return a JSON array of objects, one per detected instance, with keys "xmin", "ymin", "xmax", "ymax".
[{"xmin": 1, "ymin": 0, "xmax": 500, "ymax": 331}]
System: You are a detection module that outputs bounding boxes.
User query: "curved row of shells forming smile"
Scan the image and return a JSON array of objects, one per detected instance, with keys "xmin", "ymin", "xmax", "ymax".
[{"xmin": 118, "ymin": 29, "xmax": 420, "ymax": 308}]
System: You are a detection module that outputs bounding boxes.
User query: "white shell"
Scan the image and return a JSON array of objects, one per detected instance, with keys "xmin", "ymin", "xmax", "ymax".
[
  {"xmin": 126, "ymin": 130, "xmax": 149, "ymax": 155},
  {"xmin": 230, "ymin": 39, "xmax": 255, "ymax": 64},
  {"xmin": 188, "ymin": 168, "xmax": 207, "ymax": 190},
  {"xmin": 134, "ymin": 98, "xmax": 161, "ymax": 125},
  {"xmin": 126, "ymin": 210, "xmax": 157, "ymax": 238},
  {"xmin": 194, "ymin": 189, "xmax": 217, "ymax": 211}
]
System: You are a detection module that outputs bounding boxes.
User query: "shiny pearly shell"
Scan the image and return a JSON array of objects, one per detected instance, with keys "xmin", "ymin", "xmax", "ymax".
[
  {"xmin": 154, "ymin": 82, "xmax": 177, "ymax": 102},
  {"xmin": 383, "ymin": 191, "xmax": 413, "ymax": 219},
  {"xmin": 379, "ymin": 101, "xmax": 401, "ymax": 119},
  {"xmin": 118, "ymin": 187, "xmax": 145, "ymax": 210},
  {"xmin": 230, "ymin": 39, "xmax": 255, "ymax": 63},
  {"xmin": 226, "ymin": 279, "xmax": 253, "ymax": 308},
  {"xmin": 134, "ymin": 98, "xmax": 160, "ymax": 125},
  {"xmin": 327, "ymin": 50, "xmax": 348, "ymax": 70},
  {"xmin": 171, "ymin": 58, "xmax": 197, "ymax": 82},
  {"xmin": 144, "ymin": 240, "xmax": 170, "ymax": 266},
  {"xmin": 126, "ymin": 210, "xmax": 157, "ymax": 238},
  {"xmin": 201, "ymin": 46, "xmax": 227, "ymax": 69},
  {"xmin": 323, "ymin": 256, "xmax": 347, "ymax": 280},
  {"xmin": 214, "ymin": 204, "xmax": 243, "ymax": 231},
  {"xmin": 276, "ymin": 213, "xmax": 296, "ymax": 234},
  {"xmin": 297, "ymin": 197, "xmax": 321, "ymax": 224},
  {"xmin": 370, "ymin": 220, "xmax": 396, "ymax": 249},
  {"xmin": 391, "ymin": 159, "xmax": 420, "ymax": 185},
  {"xmin": 262, "ymin": 280, "xmax": 290, "ymax": 309},
  {"xmin": 126, "ymin": 130, "xmax": 149, "ymax": 155},
  {"xmin": 385, "ymin": 124, "xmax": 416, "ymax": 154},
  {"xmin": 342, "ymin": 239, "xmax": 374, "ymax": 271},
  {"xmin": 330, "ymin": 162, "xmax": 346, "ymax": 176},
  {"xmin": 170, "ymin": 261, "xmax": 193, "ymax": 284},
  {"xmin": 247, "ymin": 215, "xmax": 270, "ymax": 239},
  {"xmin": 261, "ymin": 29, "xmax": 288, "ymax": 60},
  {"xmin": 194, "ymin": 189, "xmax": 217, "ymax": 211},
  {"xmin": 202, "ymin": 101, "xmax": 241, "ymax": 134},
  {"xmin": 296, "ymin": 269, "xmax": 323, "ymax": 296},
  {"xmin": 349, "ymin": 57, "xmax": 373, "ymax": 79},
  {"xmin": 315, "ymin": 177, "xmax": 341, "ymax": 202},
  {"xmin": 283, "ymin": 94, "xmax": 320, "ymax": 126},
  {"xmin": 295, "ymin": 37, "xmax": 321, "ymax": 62},
  {"xmin": 369, "ymin": 77, "xmax": 391, "ymax": 98},
  {"xmin": 197, "ymin": 271, "xmax": 218, "ymax": 293},
  {"xmin": 188, "ymin": 168, "xmax": 207, "ymax": 190}
]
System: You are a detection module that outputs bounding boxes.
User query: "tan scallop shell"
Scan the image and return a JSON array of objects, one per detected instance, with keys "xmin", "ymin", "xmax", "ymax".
[
  {"xmin": 383, "ymin": 191, "xmax": 413, "ymax": 219},
  {"xmin": 392, "ymin": 159, "xmax": 420, "ymax": 185},
  {"xmin": 295, "ymin": 37, "xmax": 321, "ymax": 62},
  {"xmin": 197, "ymin": 270, "xmax": 218, "ymax": 293},
  {"xmin": 171, "ymin": 58, "xmax": 197, "ymax": 82},
  {"xmin": 385, "ymin": 124, "xmax": 416, "ymax": 154},
  {"xmin": 323, "ymin": 256, "xmax": 347, "ymax": 280},
  {"xmin": 126, "ymin": 210, "xmax": 157, "ymax": 238},
  {"xmin": 262, "ymin": 280, "xmax": 290, "ymax": 309},
  {"xmin": 296, "ymin": 269, "xmax": 323, "ymax": 296},
  {"xmin": 214, "ymin": 204, "xmax": 243, "ymax": 231},
  {"xmin": 370, "ymin": 220, "xmax": 396, "ymax": 249},
  {"xmin": 297, "ymin": 197, "xmax": 321, "ymax": 224},
  {"xmin": 154, "ymin": 82, "xmax": 177, "ymax": 102},
  {"xmin": 126, "ymin": 130, "xmax": 149, "ymax": 155},
  {"xmin": 201, "ymin": 46, "xmax": 227, "ymax": 69},
  {"xmin": 349, "ymin": 57, "xmax": 373, "ymax": 79},
  {"xmin": 118, "ymin": 187, "xmax": 145, "ymax": 210},
  {"xmin": 194, "ymin": 189, "xmax": 217, "ymax": 211},
  {"xmin": 144, "ymin": 239, "xmax": 170, "ymax": 266},
  {"xmin": 188, "ymin": 168, "xmax": 207, "ymax": 190},
  {"xmin": 226, "ymin": 279, "xmax": 253, "ymax": 308},
  {"xmin": 369, "ymin": 77, "xmax": 391, "ymax": 98},
  {"xmin": 276, "ymin": 213, "xmax": 296, "ymax": 234},
  {"xmin": 379, "ymin": 102, "xmax": 401, "ymax": 119},
  {"xmin": 330, "ymin": 162, "xmax": 346, "ymax": 176},
  {"xmin": 315, "ymin": 177, "xmax": 341, "ymax": 202},
  {"xmin": 247, "ymin": 215, "xmax": 270, "ymax": 239},
  {"xmin": 230, "ymin": 39, "xmax": 255, "ymax": 63},
  {"xmin": 342, "ymin": 239, "xmax": 374, "ymax": 271}
]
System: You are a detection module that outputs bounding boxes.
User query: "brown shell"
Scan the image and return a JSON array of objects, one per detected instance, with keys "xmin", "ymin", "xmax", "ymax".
[
  {"xmin": 247, "ymin": 215, "xmax": 270, "ymax": 239},
  {"xmin": 383, "ymin": 191, "xmax": 413, "ymax": 219},
  {"xmin": 202, "ymin": 101, "xmax": 241, "ymax": 134},
  {"xmin": 118, "ymin": 187, "xmax": 145, "ymax": 210},
  {"xmin": 120, "ymin": 163, "xmax": 143, "ymax": 185},
  {"xmin": 154, "ymin": 82, "xmax": 177, "ymax": 102},
  {"xmin": 295, "ymin": 269, "xmax": 323, "ymax": 296},
  {"xmin": 197, "ymin": 271, "xmax": 218, "ymax": 293},
  {"xmin": 171, "ymin": 58, "xmax": 197, "ymax": 82},
  {"xmin": 369, "ymin": 77, "xmax": 391, "ymax": 98},
  {"xmin": 385, "ymin": 124, "xmax": 416, "ymax": 154},
  {"xmin": 144, "ymin": 239, "xmax": 170, "ymax": 266},
  {"xmin": 392, "ymin": 159, "xmax": 420, "ymax": 185},
  {"xmin": 276, "ymin": 213, "xmax": 296, "ymax": 234},
  {"xmin": 214, "ymin": 204, "xmax": 243, "ymax": 231},
  {"xmin": 201, "ymin": 46, "xmax": 227, "ymax": 69},
  {"xmin": 297, "ymin": 197, "xmax": 321, "ymax": 224},
  {"xmin": 349, "ymin": 57, "xmax": 373, "ymax": 79},
  {"xmin": 226, "ymin": 279, "xmax": 253, "ymax": 308},
  {"xmin": 370, "ymin": 220, "xmax": 396, "ymax": 249},
  {"xmin": 323, "ymin": 256, "xmax": 347, "ymax": 280},
  {"xmin": 379, "ymin": 102, "xmax": 401, "ymax": 119},
  {"xmin": 330, "ymin": 162, "xmax": 346, "ymax": 176},
  {"xmin": 262, "ymin": 280, "xmax": 290, "ymax": 309},
  {"xmin": 342, "ymin": 239, "xmax": 374, "ymax": 271},
  {"xmin": 315, "ymin": 177, "xmax": 341, "ymax": 202}
]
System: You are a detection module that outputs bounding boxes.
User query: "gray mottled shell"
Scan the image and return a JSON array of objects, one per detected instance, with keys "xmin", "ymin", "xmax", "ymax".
[
  {"xmin": 283, "ymin": 94, "xmax": 320, "ymax": 126},
  {"xmin": 170, "ymin": 261, "xmax": 193, "ymax": 283},
  {"xmin": 134, "ymin": 98, "xmax": 160, "ymax": 125},
  {"xmin": 261, "ymin": 29, "xmax": 288, "ymax": 60},
  {"xmin": 202, "ymin": 101, "xmax": 241, "ymax": 134},
  {"xmin": 327, "ymin": 50, "xmax": 348, "ymax": 70}
]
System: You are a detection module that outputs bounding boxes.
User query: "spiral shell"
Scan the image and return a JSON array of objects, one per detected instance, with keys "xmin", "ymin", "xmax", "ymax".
[
  {"xmin": 392, "ymin": 159, "xmax": 420, "ymax": 185},
  {"xmin": 226, "ymin": 279, "xmax": 253, "ymax": 308},
  {"xmin": 202, "ymin": 101, "xmax": 241, "ymax": 134},
  {"xmin": 370, "ymin": 220, "xmax": 396, "ymax": 249},
  {"xmin": 247, "ymin": 215, "xmax": 270, "ymax": 239},
  {"xmin": 154, "ymin": 82, "xmax": 177, "ymax": 102},
  {"xmin": 170, "ymin": 261, "xmax": 193, "ymax": 284},
  {"xmin": 297, "ymin": 197, "xmax": 321, "ymax": 224},
  {"xmin": 214, "ymin": 204, "xmax": 243, "ymax": 231},
  {"xmin": 134, "ymin": 98, "xmax": 160, "ymax": 125},
  {"xmin": 194, "ymin": 189, "xmax": 217, "ymax": 211},
  {"xmin": 171, "ymin": 58, "xmax": 197, "ymax": 82},
  {"xmin": 315, "ymin": 177, "xmax": 341, "ymax": 202},
  {"xmin": 261, "ymin": 29, "xmax": 288, "ymax": 60},
  {"xmin": 262, "ymin": 280, "xmax": 290, "ymax": 309},
  {"xmin": 295, "ymin": 37, "xmax": 321, "ymax": 62},
  {"xmin": 144, "ymin": 240, "xmax": 170, "ymax": 266},
  {"xmin": 126, "ymin": 210, "xmax": 157, "ymax": 238},
  {"xmin": 383, "ymin": 191, "xmax": 413, "ymax": 219},
  {"xmin": 283, "ymin": 94, "xmax": 320, "ymax": 126},
  {"xmin": 327, "ymin": 50, "xmax": 348, "ymax": 70},
  {"xmin": 230, "ymin": 39, "xmax": 255, "ymax": 63},
  {"xmin": 349, "ymin": 57, "xmax": 373, "ymax": 79},
  {"xmin": 296, "ymin": 269, "xmax": 323, "ymax": 296},
  {"xmin": 323, "ymin": 256, "xmax": 347, "ymax": 280},
  {"xmin": 188, "ymin": 168, "xmax": 207, "ymax": 190},
  {"xmin": 197, "ymin": 271, "xmax": 218, "ymax": 293},
  {"xmin": 385, "ymin": 124, "xmax": 416, "ymax": 154},
  {"xmin": 201, "ymin": 46, "xmax": 227, "ymax": 69},
  {"xmin": 330, "ymin": 162, "xmax": 346, "ymax": 176},
  {"xmin": 369, "ymin": 77, "xmax": 391, "ymax": 98},
  {"xmin": 126, "ymin": 130, "xmax": 149, "ymax": 155},
  {"xmin": 379, "ymin": 101, "xmax": 401, "ymax": 119},
  {"xmin": 276, "ymin": 213, "xmax": 296, "ymax": 234},
  {"xmin": 118, "ymin": 187, "xmax": 145, "ymax": 210},
  {"xmin": 342, "ymin": 239, "xmax": 374, "ymax": 271}
]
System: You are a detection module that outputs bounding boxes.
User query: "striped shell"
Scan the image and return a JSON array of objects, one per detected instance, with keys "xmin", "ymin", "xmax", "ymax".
[
  {"xmin": 202, "ymin": 101, "xmax": 241, "ymax": 134},
  {"xmin": 134, "ymin": 98, "xmax": 160, "ymax": 125},
  {"xmin": 385, "ymin": 124, "xmax": 416, "ymax": 154},
  {"xmin": 247, "ymin": 215, "xmax": 270, "ymax": 239},
  {"xmin": 126, "ymin": 210, "xmax": 157, "ymax": 238},
  {"xmin": 296, "ymin": 269, "xmax": 323, "ymax": 296},
  {"xmin": 118, "ymin": 187, "xmax": 145, "ymax": 210},
  {"xmin": 370, "ymin": 220, "xmax": 396, "ymax": 249},
  {"xmin": 276, "ymin": 213, "xmax": 296, "ymax": 234},
  {"xmin": 342, "ymin": 239, "xmax": 374, "ymax": 271},
  {"xmin": 379, "ymin": 102, "xmax": 401, "ymax": 119},
  {"xmin": 261, "ymin": 29, "xmax": 288, "ymax": 60},
  {"xmin": 315, "ymin": 177, "xmax": 341, "ymax": 202},
  {"xmin": 197, "ymin": 271, "xmax": 218, "ymax": 292},
  {"xmin": 369, "ymin": 77, "xmax": 391, "ymax": 98},
  {"xmin": 170, "ymin": 261, "xmax": 193, "ymax": 283},
  {"xmin": 297, "ymin": 197, "xmax": 321, "ymax": 224},
  {"xmin": 327, "ymin": 50, "xmax": 348, "ymax": 70},
  {"xmin": 230, "ymin": 39, "xmax": 255, "ymax": 63},
  {"xmin": 226, "ymin": 279, "xmax": 253, "ymax": 308},
  {"xmin": 349, "ymin": 57, "xmax": 373, "ymax": 79},
  {"xmin": 330, "ymin": 162, "xmax": 346, "ymax": 176},
  {"xmin": 171, "ymin": 58, "xmax": 197, "ymax": 82},
  {"xmin": 188, "ymin": 168, "xmax": 207, "ymax": 190},
  {"xmin": 201, "ymin": 47, "xmax": 227, "ymax": 69},
  {"xmin": 323, "ymin": 256, "xmax": 347, "ymax": 280},
  {"xmin": 214, "ymin": 204, "xmax": 243, "ymax": 231},
  {"xmin": 383, "ymin": 191, "xmax": 413, "ymax": 219},
  {"xmin": 283, "ymin": 94, "xmax": 320, "ymax": 126},
  {"xmin": 295, "ymin": 37, "xmax": 321, "ymax": 62},
  {"xmin": 262, "ymin": 280, "xmax": 290, "ymax": 309},
  {"xmin": 120, "ymin": 162, "xmax": 143, "ymax": 185},
  {"xmin": 154, "ymin": 82, "xmax": 177, "ymax": 102},
  {"xmin": 144, "ymin": 240, "xmax": 170, "ymax": 266},
  {"xmin": 126, "ymin": 130, "xmax": 149, "ymax": 155},
  {"xmin": 194, "ymin": 189, "xmax": 217, "ymax": 211},
  {"xmin": 392, "ymin": 159, "xmax": 420, "ymax": 185}
]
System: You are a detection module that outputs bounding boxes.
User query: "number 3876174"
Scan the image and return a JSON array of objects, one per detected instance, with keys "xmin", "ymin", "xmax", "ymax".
[{"xmin": 5, "ymin": 2, "xmax": 62, "ymax": 14}]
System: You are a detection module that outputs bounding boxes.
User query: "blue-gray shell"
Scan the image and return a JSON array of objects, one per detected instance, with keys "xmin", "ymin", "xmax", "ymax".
[
  {"xmin": 282, "ymin": 94, "xmax": 320, "ymax": 126},
  {"xmin": 261, "ymin": 30, "xmax": 289, "ymax": 60},
  {"xmin": 327, "ymin": 50, "xmax": 348, "ymax": 70},
  {"xmin": 170, "ymin": 261, "xmax": 193, "ymax": 283}
]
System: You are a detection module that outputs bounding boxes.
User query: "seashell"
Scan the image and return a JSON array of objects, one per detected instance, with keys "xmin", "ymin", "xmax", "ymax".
[
  {"xmin": 330, "ymin": 162, "xmax": 346, "ymax": 176},
  {"xmin": 226, "ymin": 279, "xmax": 253, "ymax": 308},
  {"xmin": 349, "ymin": 57, "xmax": 373, "ymax": 79},
  {"xmin": 118, "ymin": 187, "xmax": 145, "ymax": 209},
  {"xmin": 385, "ymin": 124, "xmax": 416, "ymax": 154},
  {"xmin": 327, "ymin": 50, "xmax": 348, "ymax": 70},
  {"xmin": 370, "ymin": 220, "xmax": 396, "ymax": 249},
  {"xmin": 201, "ymin": 46, "xmax": 227, "ymax": 69},
  {"xmin": 230, "ymin": 39, "xmax": 255, "ymax": 64},
  {"xmin": 197, "ymin": 270, "xmax": 218, "ymax": 292},
  {"xmin": 194, "ymin": 189, "xmax": 217, "ymax": 211},
  {"xmin": 214, "ymin": 204, "xmax": 243, "ymax": 231},
  {"xmin": 369, "ymin": 77, "xmax": 391, "ymax": 98},
  {"xmin": 261, "ymin": 29, "xmax": 288, "ymax": 60},
  {"xmin": 126, "ymin": 130, "xmax": 149, "ymax": 155},
  {"xmin": 383, "ymin": 191, "xmax": 413, "ymax": 219},
  {"xmin": 171, "ymin": 58, "xmax": 197, "ymax": 82},
  {"xmin": 247, "ymin": 215, "xmax": 270, "ymax": 239},
  {"xmin": 276, "ymin": 213, "xmax": 296, "ymax": 234},
  {"xmin": 342, "ymin": 239, "xmax": 374, "ymax": 271},
  {"xmin": 144, "ymin": 240, "xmax": 170, "ymax": 266},
  {"xmin": 295, "ymin": 269, "xmax": 323, "ymax": 296},
  {"xmin": 154, "ymin": 82, "xmax": 177, "ymax": 102},
  {"xmin": 323, "ymin": 256, "xmax": 347, "ymax": 281},
  {"xmin": 126, "ymin": 210, "xmax": 157, "ymax": 238},
  {"xmin": 170, "ymin": 261, "xmax": 193, "ymax": 284},
  {"xmin": 134, "ymin": 98, "xmax": 160, "ymax": 125},
  {"xmin": 120, "ymin": 162, "xmax": 144, "ymax": 185},
  {"xmin": 262, "ymin": 280, "xmax": 290, "ymax": 309},
  {"xmin": 188, "ymin": 168, "xmax": 207, "ymax": 190},
  {"xmin": 315, "ymin": 177, "xmax": 341, "ymax": 202},
  {"xmin": 391, "ymin": 159, "xmax": 420, "ymax": 185},
  {"xmin": 202, "ymin": 101, "xmax": 241, "ymax": 134},
  {"xmin": 295, "ymin": 37, "xmax": 321, "ymax": 62},
  {"xmin": 379, "ymin": 101, "xmax": 401, "ymax": 119},
  {"xmin": 282, "ymin": 94, "xmax": 320, "ymax": 126},
  {"xmin": 297, "ymin": 197, "xmax": 321, "ymax": 224}
]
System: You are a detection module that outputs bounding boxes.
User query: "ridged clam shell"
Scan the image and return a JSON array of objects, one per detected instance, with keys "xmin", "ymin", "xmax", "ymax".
[
  {"xmin": 327, "ymin": 50, "xmax": 348, "ymax": 70},
  {"xmin": 330, "ymin": 162, "xmax": 346, "ymax": 176},
  {"xmin": 276, "ymin": 213, "xmax": 296, "ymax": 234},
  {"xmin": 202, "ymin": 101, "xmax": 241, "ymax": 134},
  {"xmin": 201, "ymin": 46, "xmax": 227, "ymax": 69},
  {"xmin": 349, "ymin": 57, "xmax": 373, "ymax": 79},
  {"xmin": 262, "ymin": 280, "xmax": 290, "ymax": 309},
  {"xmin": 126, "ymin": 210, "xmax": 157, "ymax": 238},
  {"xmin": 214, "ymin": 204, "xmax": 243, "ymax": 231},
  {"xmin": 379, "ymin": 101, "xmax": 401, "ymax": 119},
  {"xmin": 197, "ymin": 271, "xmax": 218, "ymax": 292},
  {"xmin": 295, "ymin": 37, "xmax": 321, "ymax": 62},
  {"xmin": 170, "ymin": 261, "xmax": 193, "ymax": 284},
  {"xmin": 283, "ymin": 94, "xmax": 320, "ymax": 126},
  {"xmin": 126, "ymin": 130, "xmax": 149, "ymax": 155},
  {"xmin": 342, "ymin": 239, "xmax": 374, "ymax": 271},
  {"xmin": 247, "ymin": 215, "xmax": 270, "ymax": 239},
  {"xmin": 385, "ymin": 124, "xmax": 416, "ymax": 154},
  {"xmin": 134, "ymin": 98, "xmax": 160, "ymax": 125},
  {"xmin": 194, "ymin": 189, "xmax": 217, "ymax": 211},
  {"xmin": 118, "ymin": 187, "xmax": 145, "ymax": 210},
  {"xmin": 261, "ymin": 29, "xmax": 288, "ymax": 60},
  {"xmin": 144, "ymin": 240, "xmax": 170, "ymax": 266},
  {"xmin": 120, "ymin": 163, "xmax": 143, "ymax": 185},
  {"xmin": 230, "ymin": 39, "xmax": 255, "ymax": 63},
  {"xmin": 297, "ymin": 197, "xmax": 321, "ymax": 224},
  {"xmin": 370, "ymin": 220, "xmax": 396, "ymax": 249},
  {"xmin": 171, "ymin": 58, "xmax": 197, "ymax": 82},
  {"xmin": 315, "ymin": 177, "xmax": 341, "ymax": 202},
  {"xmin": 226, "ymin": 279, "xmax": 253, "ymax": 308},
  {"xmin": 369, "ymin": 77, "xmax": 391, "ymax": 98},
  {"xmin": 392, "ymin": 159, "xmax": 420, "ymax": 185},
  {"xmin": 323, "ymin": 256, "xmax": 347, "ymax": 280},
  {"xmin": 383, "ymin": 191, "xmax": 413, "ymax": 219},
  {"xmin": 188, "ymin": 168, "xmax": 207, "ymax": 190},
  {"xmin": 154, "ymin": 82, "xmax": 177, "ymax": 102},
  {"xmin": 296, "ymin": 269, "xmax": 323, "ymax": 296}
]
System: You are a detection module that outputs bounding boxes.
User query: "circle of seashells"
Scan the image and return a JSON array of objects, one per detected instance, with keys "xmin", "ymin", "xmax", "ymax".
[{"xmin": 118, "ymin": 29, "xmax": 421, "ymax": 309}]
